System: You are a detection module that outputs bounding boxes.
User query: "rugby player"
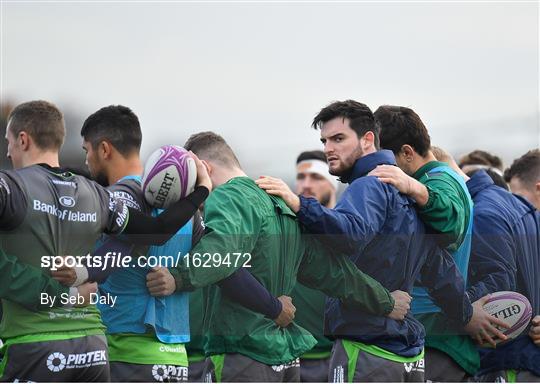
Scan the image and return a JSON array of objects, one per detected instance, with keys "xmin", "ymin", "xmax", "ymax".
[
  {"xmin": 433, "ymin": 148, "xmax": 540, "ymax": 382},
  {"xmin": 504, "ymin": 149, "xmax": 540, "ymax": 210},
  {"xmin": 0, "ymin": 100, "xmax": 210, "ymax": 382},
  {"xmin": 154, "ymin": 131, "xmax": 412, "ymax": 382},
  {"xmin": 76, "ymin": 105, "xmax": 207, "ymax": 382},
  {"xmin": 458, "ymin": 150, "xmax": 508, "ymax": 190},
  {"xmin": 61, "ymin": 106, "xmax": 296, "ymax": 382},
  {"xmin": 369, "ymin": 105, "xmax": 477, "ymax": 381},
  {"xmin": 256, "ymin": 100, "xmax": 508, "ymax": 382},
  {"xmin": 291, "ymin": 150, "xmax": 338, "ymax": 382}
]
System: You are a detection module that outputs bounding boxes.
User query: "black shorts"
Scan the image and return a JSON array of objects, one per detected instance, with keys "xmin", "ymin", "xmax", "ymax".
[{"xmin": 0, "ymin": 334, "xmax": 109, "ymax": 382}]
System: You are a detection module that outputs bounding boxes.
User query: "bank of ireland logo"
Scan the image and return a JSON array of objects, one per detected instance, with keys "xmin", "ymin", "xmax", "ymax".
[
  {"xmin": 47, "ymin": 352, "xmax": 66, "ymax": 372},
  {"xmin": 152, "ymin": 365, "xmax": 169, "ymax": 382},
  {"xmin": 59, "ymin": 196, "xmax": 76, "ymax": 208}
]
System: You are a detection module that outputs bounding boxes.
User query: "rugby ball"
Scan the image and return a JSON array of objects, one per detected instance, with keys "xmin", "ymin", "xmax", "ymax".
[
  {"xmin": 481, "ymin": 291, "xmax": 532, "ymax": 347},
  {"xmin": 142, "ymin": 145, "xmax": 197, "ymax": 209}
]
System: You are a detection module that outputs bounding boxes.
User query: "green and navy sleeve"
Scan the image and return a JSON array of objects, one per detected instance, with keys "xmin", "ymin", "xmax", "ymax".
[
  {"xmin": 0, "ymin": 247, "xmax": 69, "ymax": 311},
  {"xmin": 417, "ymin": 174, "xmax": 468, "ymax": 250},
  {"xmin": 297, "ymin": 237, "xmax": 394, "ymax": 316}
]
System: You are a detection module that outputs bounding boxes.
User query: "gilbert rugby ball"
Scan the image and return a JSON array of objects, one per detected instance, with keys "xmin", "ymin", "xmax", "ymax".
[
  {"xmin": 142, "ymin": 145, "xmax": 197, "ymax": 209},
  {"xmin": 481, "ymin": 291, "xmax": 532, "ymax": 347}
]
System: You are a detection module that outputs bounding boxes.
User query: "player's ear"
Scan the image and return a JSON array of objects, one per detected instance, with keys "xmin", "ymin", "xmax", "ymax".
[
  {"xmin": 19, "ymin": 131, "xmax": 30, "ymax": 151},
  {"xmin": 360, "ymin": 131, "xmax": 375, "ymax": 152},
  {"xmin": 401, "ymin": 145, "xmax": 415, "ymax": 162},
  {"xmin": 201, "ymin": 159, "xmax": 212, "ymax": 175},
  {"xmin": 99, "ymin": 141, "xmax": 112, "ymax": 159}
]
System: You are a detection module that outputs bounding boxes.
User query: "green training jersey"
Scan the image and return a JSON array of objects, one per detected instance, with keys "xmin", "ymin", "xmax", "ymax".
[
  {"xmin": 175, "ymin": 177, "xmax": 394, "ymax": 365},
  {"xmin": 413, "ymin": 161, "xmax": 472, "ymax": 251}
]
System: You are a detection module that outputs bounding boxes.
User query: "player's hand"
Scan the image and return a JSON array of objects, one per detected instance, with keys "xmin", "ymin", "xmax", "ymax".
[
  {"xmin": 274, "ymin": 295, "xmax": 296, "ymax": 328},
  {"xmin": 51, "ymin": 264, "xmax": 77, "ymax": 286},
  {"xmin": 368, "ymin": 165, "xmax": 429, "ymax": 206},
  {"xmin": 146, "ymin": 266, "xmax": 176, "ymax": 296},
  {"xmin": 387, "ymin": 290, "xmax": 412, "ymax": 321},
  {"xmin": 50, "ymin": 257, "xmax": 88, "ymax": 287},
  {"xmin": 529, "ymin": 315, "xmax": 540, "ymax": 346},
  {"xmin": 75, "ymin": 282, "xmax": 98, "ymax": 307},
  {"xmin": 464, "ymin": 295, "xmax": 510, "ymax": 347},
  {"xmin": 189, "ymin": 151, "xmax": 212, "ymax": 192},
  {"xmin": 255, "ymin": 176, "xmax": 300, "ymax": 212}
]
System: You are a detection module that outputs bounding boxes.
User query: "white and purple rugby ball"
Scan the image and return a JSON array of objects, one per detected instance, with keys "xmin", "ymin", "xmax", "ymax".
[
  {"xmin": 481, "ymin": 291, "xmax": 533, "ymax": 348},
  {"xmin": 142, "ymin": 145, "xmax": 197, "ymax": 209}
]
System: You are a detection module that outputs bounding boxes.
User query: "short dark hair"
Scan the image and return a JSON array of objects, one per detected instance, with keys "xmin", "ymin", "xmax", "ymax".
[
  {"xmin": 504, "ymin": 149, "xmax": 540, "ymax": 186},
  {"xmin": 467, "ymin": 168, "xmax": 509, "ymax": 191},
  {"xmin": 7, "ymin": 100, "xmax": 65, "ymax": 151},
  {"xmin": 296, "ymin": 150, "xmax": 327, "ymax": 164},
  {"xmin": 312, "ymin": 100, "xmax": 380, "ymax": 149},
  {"xmin": 81, "ymin": 105, "xmax": 142, "ymax": 157},
  {"xmin": 184, "ymin": 131, "xmax": 241, "ymax": 168},
  {"xmin": 374, "ymin": 105, "xmax": 431, "ymax": 157},
  {"xmin": 459, "ymin": 150, "xmax": 503, "ymax": 170}
]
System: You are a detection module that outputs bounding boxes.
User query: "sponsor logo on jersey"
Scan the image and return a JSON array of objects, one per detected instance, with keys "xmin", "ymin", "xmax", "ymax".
[
  {"xmin": 48, "ymin": 309, "xmax": 91, "ymax": 320},
  {"xmin": 46, "ymin": 352, "xmax": 66, "ymax": 372},
  {"xmin": 51, "ymin": 179, "xmax": 77, "ymax": 189},
  {"xmin": 404, "ymin": 359, "xmax": 424, "ymax": 373},
  {"xmin": 33, "ymin": 199, "xmax": 97, "ymax": 222},
  {"xmin": 271, "ymin": 358, "xmax": 300, "ymax": 372},
  {"xmin": 115, "ymin": 202, "xmax": 128, "ymax": 228},
  {"xmin": 46, "ymin": 350, "xmax": 106, "ymax": 372},
  {"xmin": 112, "ymin": 191, "xmax": 141, "ymax": 211},
  {"xmin": 333, "ymin": 365, "xmax": 345, "ymax": 382},
  {"xmin": 151, "ymin": 365, "xmax": 187, "ymax": 382},
  {"xmin": 159, "ymin": 345, "xmax": 184, "ymax": 353},
  {"xmin": 59, "ymin": 196, "xmax": 76, "ymax": 208}
]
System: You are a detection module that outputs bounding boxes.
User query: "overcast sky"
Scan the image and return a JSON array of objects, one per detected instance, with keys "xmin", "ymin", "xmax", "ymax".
[{"xmin": 1, "ymin": 1, "xmax": 538, "ymax": 180}]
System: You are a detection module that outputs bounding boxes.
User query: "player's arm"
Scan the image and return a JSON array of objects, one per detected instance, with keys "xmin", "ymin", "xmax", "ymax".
[
  {"xmin": 102, "ymin": 154, "xmax": 211, "ymax": 245},
  {"xmin": 466, "ymin": 212, "xmax": 516, "ymax": 303},
  {"xmin": 122, "ymin": 186, "xmax": 209, "ymax": 244},
  {"xmin": 368, "ymin": 165, "xmax": 468, "ymax": 246},
  {"xmin": 146, "ymin": 210, "xmax": 283, "ymax": 321},
  {"xmin": 0, "ymin": 173, "xmax": 27, "ymax": 230},
  {"xmin": 292, "ymin": 178, "xmax": 388, "ymax": 253},
  {"xmin": 418, "ymin": 242, "xmax": 510, "ymax": 346},
  {"xmin": 416, "ymin": 178, "xmax": 468, "ymax": 247},
  {"xmin": 297, "ymin": 237, "xmax": 398, "ymax": 317},
  {"xmin": 51, "ymin": 238, "xmax": 135, "ymax": 286},
  {"xmin": 0, "ymin": 247, "xmax": 69, "ymax": 310},
  {"xmin": 185, "ymin": 212, "xmax": 286, "ymax": 318},
  {"xmin": 172, "ymin": 186, "xmax": 262, "ymax": 290},
  {"xmin": 418, "ymin": 244, "xmax": 472, "ymax": 324}
]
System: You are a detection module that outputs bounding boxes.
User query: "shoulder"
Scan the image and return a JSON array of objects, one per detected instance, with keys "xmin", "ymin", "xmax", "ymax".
[
  {"xmin": 346, "ymin": 175, "xmax": 401, "ymax": 206},
  {"xmin": 108, "ymin": 179, "xmax": 148, "ymax": 212},
  {"xmin": 348, "ymin": 175, "xmax": 387, "ymax": 195}
]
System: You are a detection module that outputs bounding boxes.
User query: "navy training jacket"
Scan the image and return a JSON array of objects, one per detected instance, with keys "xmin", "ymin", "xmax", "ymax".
[
  {"xmin": 466, "ymin": 170, "xmax": 540, "ymax": 376},
  {"xmin": 296, "ymin": 150, "xmax": 473, "ymax": 357}
]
